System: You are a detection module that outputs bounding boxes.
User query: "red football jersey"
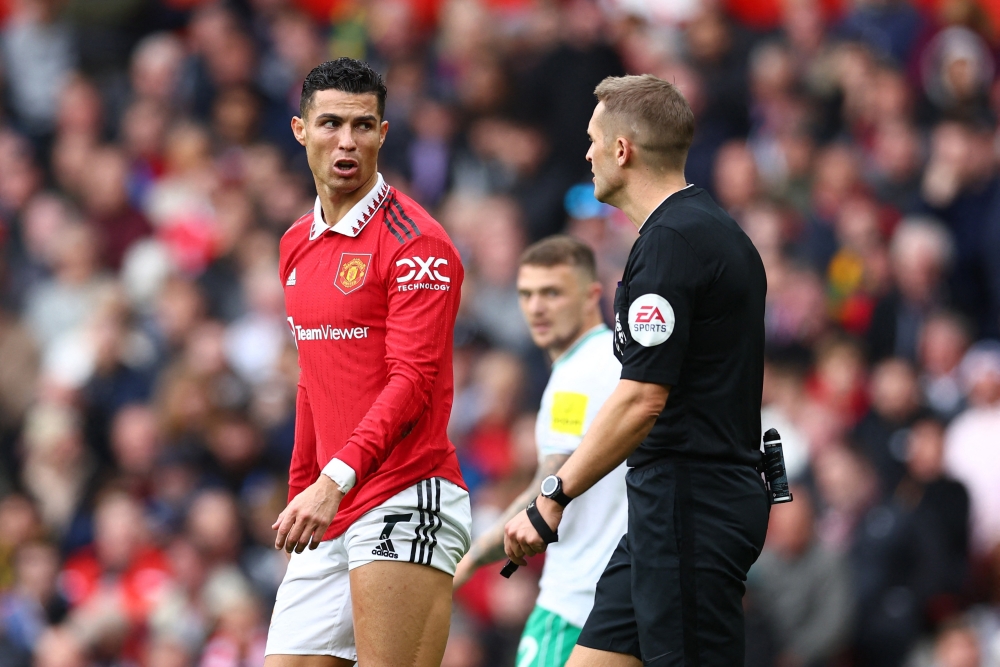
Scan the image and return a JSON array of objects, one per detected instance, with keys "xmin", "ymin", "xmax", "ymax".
[{"xmin": 279, "ymin": 174, "xmax": 466, "ymax": 539}]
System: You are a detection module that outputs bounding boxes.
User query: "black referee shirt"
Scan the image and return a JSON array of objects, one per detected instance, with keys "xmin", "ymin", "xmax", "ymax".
[{"xmin": 613, "ymin": 185, "xmax": 766, "ymax": 468}]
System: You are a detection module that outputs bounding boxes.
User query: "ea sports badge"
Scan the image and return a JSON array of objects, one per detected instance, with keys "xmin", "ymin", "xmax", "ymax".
[
  {"xmin": 336, "ymin": 253, "xmax": 372, "ymax": 295},
  {"xmin": 628, "ymin": 293, "xmax": 674, "ymax": 346}
]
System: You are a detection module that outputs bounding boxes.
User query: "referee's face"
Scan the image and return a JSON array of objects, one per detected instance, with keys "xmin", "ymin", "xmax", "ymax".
[
  {"xmin": 292, "ymin": 89, "xmax": 388, "ymax": 195},
  {"xmin": 517, "ymin": 264, "xmax": 596, "ymax": 356},
  {"xmin": 586, "ymin": 103, "xmax": 624, "ymax": 205}
]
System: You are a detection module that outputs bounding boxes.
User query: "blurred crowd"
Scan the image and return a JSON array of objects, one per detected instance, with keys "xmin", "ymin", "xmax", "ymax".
[{"xmin": 0, "ymin": 0, "xmax": 1000, "ymax": 666}]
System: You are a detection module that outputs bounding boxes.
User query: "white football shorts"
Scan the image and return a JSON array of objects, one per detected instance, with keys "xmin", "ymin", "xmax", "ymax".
[{"xmin": 264, "ymin": 477, "xmax": 471, "ymax": 660}]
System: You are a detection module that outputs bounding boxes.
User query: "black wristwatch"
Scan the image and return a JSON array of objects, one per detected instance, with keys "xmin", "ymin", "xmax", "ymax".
[{"xmin": 540, "ymin": 475, "xmax": 573, "ymax": 507}]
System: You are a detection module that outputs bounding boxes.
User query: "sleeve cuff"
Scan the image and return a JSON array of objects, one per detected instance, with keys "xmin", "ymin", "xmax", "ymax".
[
  {"xmin": 321, "ymin": 458, "xmax": 357, "ymax": 494},
  {"xmin": 620, "ymin": 366, "xmax": 678, "ymax": 387}
]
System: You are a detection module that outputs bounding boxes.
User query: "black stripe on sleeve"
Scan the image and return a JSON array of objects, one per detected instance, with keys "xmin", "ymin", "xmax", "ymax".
[
  {"xmin": 385, "ymin": 205, "xmax": 413, "ymax": 241},
  {"xmin": 382, "ymin": 213, "xmax": 405, "ymax": 244},
  {"xmin": 391, "ymin": 196, "xmax": 421, "ymax": 237}
]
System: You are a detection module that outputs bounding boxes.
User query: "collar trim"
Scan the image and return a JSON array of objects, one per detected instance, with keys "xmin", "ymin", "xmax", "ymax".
[
  {"xmin": 638, "ymin": 184, "xmax": 694, "ymax": 232},
  {"xmin": 310, "ymin": 173, "xmax": 390, "ymax": 240}
]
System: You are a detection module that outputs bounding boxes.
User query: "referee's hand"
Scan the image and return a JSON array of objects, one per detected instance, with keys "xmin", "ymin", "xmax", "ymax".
[
  {"xmin": 273, "ymin": 476, "xmax": 344, "ymax": 554},
  {"xmin": 503, "ymin": 496, "xmax": 563, "ymax": 565}
]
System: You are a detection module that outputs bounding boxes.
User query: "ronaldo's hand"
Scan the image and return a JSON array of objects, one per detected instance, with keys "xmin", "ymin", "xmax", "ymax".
[
  {"xmin": 503, "ymin": 496, "xmax": 563, "ymax": 566},
  {"xmin": 273, "ymin": 476, "xmax": 344, "ymax": 553}
]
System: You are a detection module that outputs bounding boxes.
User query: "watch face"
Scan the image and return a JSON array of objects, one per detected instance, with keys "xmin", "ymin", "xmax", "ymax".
[{"xmin": 541, "ymin": 476, "xmax": 558, "ymax": 496}]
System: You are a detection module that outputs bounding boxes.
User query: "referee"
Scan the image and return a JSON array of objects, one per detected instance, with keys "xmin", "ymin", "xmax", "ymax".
[{"xmin": 504, "ymin": 74, "xmax": 770, "ymax": 667}]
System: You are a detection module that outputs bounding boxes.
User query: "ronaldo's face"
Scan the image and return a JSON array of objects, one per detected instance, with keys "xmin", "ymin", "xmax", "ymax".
[
  {"xmin": 293, "ymin": 89, "xmax": 388, "ymax": 195},
  {"xmin": 586, "ymin": 103, "xmax": 622, "ymax": 204},
  {"xmin": 517, "ymin": 264, "xmax": 592, "ymax": 356}
]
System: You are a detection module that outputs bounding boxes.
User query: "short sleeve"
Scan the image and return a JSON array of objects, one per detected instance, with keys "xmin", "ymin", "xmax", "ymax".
[
  {"xmin": 537, "ymin": 332, "xmax": 622, "ymax": 458},
  {"xmin": 537, "ymin": 389, "xmax": 589, "ymax": 457},
  {"xmin": 618, "ymin": 227, "xmax": 702, "ymax": 386}
]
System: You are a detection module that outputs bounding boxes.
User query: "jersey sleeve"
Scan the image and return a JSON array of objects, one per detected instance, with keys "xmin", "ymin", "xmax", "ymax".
[
  {"xmin": 331, "ymin": 232, "xmax": 463, "ymax": 484},
  {"xmin": 619, "ymin": 227, "xmax": 702, "ymax": 386},
  {"xmin": 538, "ymin": 337, "xmax": 622, "ymax": 458},
  {"xmin": 288, "ymin": 383, "xmax": 321, "ymax": 501},
  {"xmin": 537, "ymin": 388, "xmax": 589, "ymax": 457}
]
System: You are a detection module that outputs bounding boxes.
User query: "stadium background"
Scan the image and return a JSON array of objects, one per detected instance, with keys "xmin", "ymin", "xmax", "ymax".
[{"xmin": 1, "ymin": 0, "xmax": 1000, "ymax": 665}]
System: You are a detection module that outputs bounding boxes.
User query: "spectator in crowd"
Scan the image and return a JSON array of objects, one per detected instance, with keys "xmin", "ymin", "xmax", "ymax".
[
  {"xmin": 868, "ymin": 218, "xmax": 955, "ymax": 363},
  {"xmin": 0, "ymin": 0, "xmax": 76, "ymax": 140},
  {"xmin": 749, "ymin": 485, "xmax": 854, "ymax": 667},
  {"xmin": 918, "ymin": 312, "xmax": 972, "ymax": 421},
  {"xmin": 944, "ymin": 341, "xmax": 1000, "ymax": 556},
  {"xmin": 904, "ymin": 616, "xmax": 992, "ymax": 667},
  {"xmin": 852, "ymin": 417, "xmax": 971, "ymax": 667},
  {"xmin": 0, "ymin": 541, "xmax": 68, "ymax": 660},
  {"xmin": 853, "ymin": 357, "xmax": 923, "ymax": 491}
]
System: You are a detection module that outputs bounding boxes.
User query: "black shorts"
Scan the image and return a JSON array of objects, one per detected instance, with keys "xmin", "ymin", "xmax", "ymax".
[{"xmin": 577, "ymin": 458, "xmax": 770, "ymax": 666}]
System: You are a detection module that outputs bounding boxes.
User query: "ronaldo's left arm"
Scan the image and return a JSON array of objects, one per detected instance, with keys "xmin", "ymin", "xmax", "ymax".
[{"xmin": 332, "ymin": 233, "xmax": 463, "ymax": 484}]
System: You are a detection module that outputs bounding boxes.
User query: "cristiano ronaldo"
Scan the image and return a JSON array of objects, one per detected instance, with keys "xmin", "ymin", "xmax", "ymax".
[{"xmin": 264, "ymin": 58, "xmax": 470, "ymax": 667}]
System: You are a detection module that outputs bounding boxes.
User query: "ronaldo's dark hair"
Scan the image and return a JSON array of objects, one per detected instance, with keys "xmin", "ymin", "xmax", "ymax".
[{"xmin": 299, "ymin": 58, "xmax": 387, "ymax": 119}]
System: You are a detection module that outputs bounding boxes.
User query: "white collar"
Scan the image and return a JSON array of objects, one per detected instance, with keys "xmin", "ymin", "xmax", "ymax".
[
  {"xmin": 309, "ymin": 173, "xmax": 390, "ymax": 241},
  {"xmin": 638, "ymin": 184, "xmax": 694, "ymax": 232}
]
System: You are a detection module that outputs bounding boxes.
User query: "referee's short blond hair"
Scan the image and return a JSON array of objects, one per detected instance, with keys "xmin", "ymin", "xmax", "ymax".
[{"xmin": 594, "ymin": 74, "xmax": 695, "ymax": 172}]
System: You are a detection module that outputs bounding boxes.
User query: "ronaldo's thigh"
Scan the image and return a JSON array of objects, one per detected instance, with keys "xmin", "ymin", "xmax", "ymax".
[{"xmin": 350, "ymin": 560, "xmax": 453, "ymax": 667}]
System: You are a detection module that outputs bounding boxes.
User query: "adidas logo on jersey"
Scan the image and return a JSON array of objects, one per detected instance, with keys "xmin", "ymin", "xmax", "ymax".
[{"xmin": 286, "ymin": 268, "xmax": 296, "ymax": 286}]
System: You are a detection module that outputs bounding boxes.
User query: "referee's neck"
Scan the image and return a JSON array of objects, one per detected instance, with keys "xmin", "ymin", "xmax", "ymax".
[{"xmin": 620, "ymin": 172, "xmax": 689, "ymax": 230}]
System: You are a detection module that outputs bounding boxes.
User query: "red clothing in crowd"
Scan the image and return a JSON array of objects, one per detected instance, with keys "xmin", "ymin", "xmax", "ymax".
[
  {"xmin": 280, "ymin": 174, "xmax": 466, "ymax": 540},
  {"xmin": 59, "ymin": 546, "xmax": 172, "ymax": 621}
]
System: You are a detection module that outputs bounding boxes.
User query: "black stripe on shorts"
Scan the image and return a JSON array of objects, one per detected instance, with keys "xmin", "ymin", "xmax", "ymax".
[{"xmin": 410, "ymin": 481, "xmax": 426, "ymax": 563}]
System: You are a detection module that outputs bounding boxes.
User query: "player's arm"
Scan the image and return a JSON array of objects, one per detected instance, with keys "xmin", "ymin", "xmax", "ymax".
[
  {"xmin": 325, "ymin": 232, "xmax": 462, "ymax": 483},
  {"xmin": 557, "ymin": 380, "xmax": 667, "ymax": 496},
  {"xmin": 453, "ymin": 453, "xmax": 569, "ymax": 587},
  {"xmin": 503, "ymin": 381, "xmax": 667, "ymax": 565},
  {"xmin": 273, "ymin": 383, "xmax": 343, "ymax": 554}
]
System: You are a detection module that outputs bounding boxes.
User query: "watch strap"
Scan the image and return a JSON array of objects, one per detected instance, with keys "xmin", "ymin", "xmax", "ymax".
[
  {"xmin": 526, "ymin": 499, "xmax": 559, "ymax": 544},
  {"xmin": 549, "ymin": 488, "xmax": 572, "ymax": 507},
  {"xmin": 541, "ymin": 475, "xmax": 573, "ymax": 507}
]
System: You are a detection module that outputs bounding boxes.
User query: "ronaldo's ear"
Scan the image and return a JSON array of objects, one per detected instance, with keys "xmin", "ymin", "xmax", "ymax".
[
  {"xmin": 291, "ymin": 116, "xmax": 307, "ymax": 147},
  {"xmin": 379, "ymin": 119, "xmax": 389, "ymax": 147}
]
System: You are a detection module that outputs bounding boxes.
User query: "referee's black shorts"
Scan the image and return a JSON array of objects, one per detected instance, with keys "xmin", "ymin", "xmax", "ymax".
[{"xmin": 577, "ymin": 458, "xmax": 770, "ymax": 666}]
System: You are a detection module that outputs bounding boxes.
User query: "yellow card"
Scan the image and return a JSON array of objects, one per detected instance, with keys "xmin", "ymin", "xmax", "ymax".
[{"xmin": 551, "ymin": 392, "xmax": 588, "ymax": 435}]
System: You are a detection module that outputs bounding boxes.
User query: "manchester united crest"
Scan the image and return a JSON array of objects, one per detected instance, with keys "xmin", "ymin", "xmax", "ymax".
[{"xmin": 335, "ymin": 253, "xmax": 371, "ymax": 295}]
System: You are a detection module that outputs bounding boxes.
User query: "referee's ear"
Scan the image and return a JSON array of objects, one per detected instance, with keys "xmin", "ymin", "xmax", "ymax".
[{"xmin": 615, "ymin": 135, "xmax": 634, "ymax": 168}]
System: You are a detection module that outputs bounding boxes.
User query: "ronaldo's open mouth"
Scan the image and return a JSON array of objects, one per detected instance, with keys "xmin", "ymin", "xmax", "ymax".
[{"xmin": 332, "ymin": 159, "xmax": 359, "ymax": 178}]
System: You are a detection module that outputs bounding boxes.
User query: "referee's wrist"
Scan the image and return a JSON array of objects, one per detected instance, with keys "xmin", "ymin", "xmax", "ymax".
[{"xmin": 535, "ymin": 494, "xmax": 563, "ymax": 519}]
